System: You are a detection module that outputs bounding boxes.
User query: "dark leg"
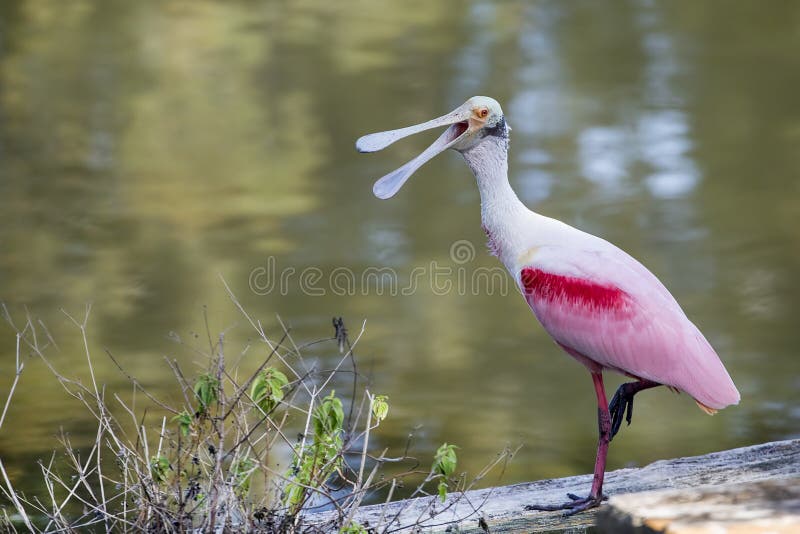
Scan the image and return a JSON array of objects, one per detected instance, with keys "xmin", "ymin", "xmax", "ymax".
[
  {"xmin": 525, "ymin": 371, "xmax": 610, "ymax": 515},
  {"xmin": 608, "ymin": 379, "xmax": 660, "ymax": 441}
]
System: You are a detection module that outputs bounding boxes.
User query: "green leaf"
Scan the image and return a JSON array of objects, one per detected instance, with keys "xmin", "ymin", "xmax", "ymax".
[
  {"xmin": 283, "ymin": 481, "xmax": 305, "ymax": 510},
  {"xmin": 340, "ymin": 520, "xmax": 368, "ymax": 534},
  {"xmin": 251, "ymin": 368, "xmax": 289, "ymax": 413},
  {"xmin": 150, "ymin": 455, "xmax": 170, "ymax": 484},
  {"xmin": 193, "ymin": 374, "xmax": 219, "ymax": 415},
  {"xmin": 438, "ymin": 479, "xmax": 448, "ymax": 503},
  {"xmin": 267, "ymin": 369, "xmax": 289, "ymax": 389},
  {"xmin": 171, "ymin": 410, "xmax": 193, "ymax": 437},
  {"xmin": 371, "ymin": 394, "xmax": 389, "ymax": 422},
  {"xmin": 232, "ymin": 457, "xmax": 255, "ymax": 497},
  {"xmin": 313, "ymin": 390, "xmax": 344, "ymax": 438},
  {"xmin": 433, "ymin": 443, "xmax": 458, "ymax": 477}
]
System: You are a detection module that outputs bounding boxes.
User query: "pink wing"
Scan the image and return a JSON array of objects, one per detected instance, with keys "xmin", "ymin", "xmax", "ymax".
[{"xmin": 518, "ymin": 245, "xmax": 740, "ymax": 411}]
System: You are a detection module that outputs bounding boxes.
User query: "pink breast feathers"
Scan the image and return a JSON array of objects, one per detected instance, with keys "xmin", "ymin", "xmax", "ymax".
[{"xmin": 520, "ymin": 267, "xmax": 631, "ymax": 314}]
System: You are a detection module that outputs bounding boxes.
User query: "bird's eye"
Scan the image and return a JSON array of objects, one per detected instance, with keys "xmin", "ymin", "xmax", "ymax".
[{"xmin": 479, "ymin": 108, "xmax": 489, "ymax": 118}]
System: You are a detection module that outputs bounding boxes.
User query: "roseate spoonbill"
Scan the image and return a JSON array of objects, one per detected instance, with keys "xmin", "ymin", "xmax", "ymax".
[{"xmin": 356, "ymin": 96, "xmax": 740, "ymax": 514}]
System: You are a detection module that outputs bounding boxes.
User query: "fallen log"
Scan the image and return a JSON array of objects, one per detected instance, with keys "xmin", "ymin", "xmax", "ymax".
[
  {"xmin": 306, "ymin": 439, "xmax": 800, "ymax": 533},
  {"xmin": 597, "ymin": 475, "xmax": 800, "ymax": 534}
]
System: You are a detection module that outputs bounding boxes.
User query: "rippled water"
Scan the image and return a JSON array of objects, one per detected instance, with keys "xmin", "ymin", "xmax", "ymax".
[{"xmin": 1, "ymin": 0, "xmax": 799, "ymax": 502}]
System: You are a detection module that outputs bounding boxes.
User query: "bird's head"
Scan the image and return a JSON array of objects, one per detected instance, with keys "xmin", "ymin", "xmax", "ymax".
[{"xmin": 356, "ymin": 96, "xmax": 509, "ymax": 199}]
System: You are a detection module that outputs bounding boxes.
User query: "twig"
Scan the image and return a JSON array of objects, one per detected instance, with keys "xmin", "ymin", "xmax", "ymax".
[
  {"xmin": 0, "ymin": 332, "xmax": 24, "ymax": 430},
  {"xmin": 0, "ymin": 459, "xmax": 33, "ymax": 531}
]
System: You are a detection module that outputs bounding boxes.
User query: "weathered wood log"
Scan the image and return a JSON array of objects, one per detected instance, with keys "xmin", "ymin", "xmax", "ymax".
[
  {"xmin": 596, "ymin": 475, "xmax": 800, "ymax": 533},
  {"xmin": 305, "ymin": 439, "xmax": 799, "ymax": 533}
]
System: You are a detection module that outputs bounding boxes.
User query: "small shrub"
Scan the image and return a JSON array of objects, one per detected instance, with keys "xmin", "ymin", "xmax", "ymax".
[{"xmin": 0, "ymin": 290, "xmax": 516, "ymax": 533}]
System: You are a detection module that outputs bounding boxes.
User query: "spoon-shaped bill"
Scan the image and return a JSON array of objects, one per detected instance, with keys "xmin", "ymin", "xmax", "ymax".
[
  {"xmin": 356, "ymin": 104, "xmax": 471, "ymax": 153},
  {"xmin": 372, "ymin": 122, "xmax": 467, "ymax": 199}
]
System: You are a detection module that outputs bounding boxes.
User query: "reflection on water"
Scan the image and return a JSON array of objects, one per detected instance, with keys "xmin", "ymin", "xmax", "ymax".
[
  {"xmin": 1, "ymin": 0, "xmax": 800, "ymax": 501},
  {"xmin": 576, "ymin": 110, "xmax": 700, "ymax": 199}
]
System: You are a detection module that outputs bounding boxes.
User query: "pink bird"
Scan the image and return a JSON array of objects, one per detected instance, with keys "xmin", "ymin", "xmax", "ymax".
[{"xmin": 357, "ymin": 96, "xmax": 740, "ymax": 514}]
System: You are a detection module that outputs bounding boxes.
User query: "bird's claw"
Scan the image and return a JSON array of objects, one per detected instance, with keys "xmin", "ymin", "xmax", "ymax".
[
  {"xmin": 524, "ymin": 493, "xmax": 605, "ymax": 516},
  {"xmin": 609, "ymin": 379, "xmax": 661, "ymax": 441},
  {"xmin": 609, "ymin": 385, "xmax": 635, "ymax": 441}
]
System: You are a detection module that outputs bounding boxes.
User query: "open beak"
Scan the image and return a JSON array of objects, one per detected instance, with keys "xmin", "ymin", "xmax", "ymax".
[{"xmin": 356, "ymin": 102, "xmax": 476, "ymax": 199}]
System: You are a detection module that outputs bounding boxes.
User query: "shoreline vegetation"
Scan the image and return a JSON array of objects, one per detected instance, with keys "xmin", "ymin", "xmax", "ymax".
[{"xmin": 0, "ymin": 280, "xmax": 516, "ymax": 533}]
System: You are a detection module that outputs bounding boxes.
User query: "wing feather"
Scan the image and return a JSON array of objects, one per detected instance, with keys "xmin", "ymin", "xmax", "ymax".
[{"xmin": 517, "ymin": 244, "xmax": 739, "ymax": 410}]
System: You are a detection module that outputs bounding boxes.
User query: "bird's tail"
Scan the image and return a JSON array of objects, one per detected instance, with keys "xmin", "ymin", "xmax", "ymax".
[{"xmin": 685, "ymin": 328, "xmax": 740, "ymax": 411}]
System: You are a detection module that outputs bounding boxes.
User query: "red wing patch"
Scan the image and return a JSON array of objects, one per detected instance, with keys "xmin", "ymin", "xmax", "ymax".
[{"xmin": 520, "ymin": 267, "xmax": 630, "ymax": 313}]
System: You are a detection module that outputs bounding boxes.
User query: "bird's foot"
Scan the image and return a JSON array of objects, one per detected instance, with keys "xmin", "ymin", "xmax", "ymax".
[
  {"xmin": 608, "ymin": 379, "xmax": 660, "ymax": 441},
  {"xmin": 608, "ymin": 385, "xmax": 635, "ymax": 441},
  {"xmin": 524, "ymin": 493, "xmax": 606, "ymax": 516}
]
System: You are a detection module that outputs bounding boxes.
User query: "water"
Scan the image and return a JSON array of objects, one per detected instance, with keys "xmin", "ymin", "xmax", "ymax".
[{"xmin": 1, "ymin": 0, "xmax": 799, "ymax": 504}]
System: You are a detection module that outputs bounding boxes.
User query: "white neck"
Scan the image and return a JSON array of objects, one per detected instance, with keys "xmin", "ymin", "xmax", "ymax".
[{"xmin": 460, "ymin": 136, "xmax": 537, "ymax": 269}]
